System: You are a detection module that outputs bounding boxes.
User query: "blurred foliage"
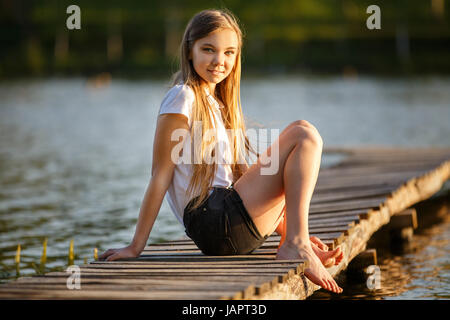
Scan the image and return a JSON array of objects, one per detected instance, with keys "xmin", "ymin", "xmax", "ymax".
[{"xmin": 0, "ymin": 0, "xmax": 449, "ymax": 79}]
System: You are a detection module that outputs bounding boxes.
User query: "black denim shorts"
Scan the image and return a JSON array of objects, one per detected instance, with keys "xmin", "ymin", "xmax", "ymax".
[{"xmin": 183, "ymin": 184, "xmax": 268, "ymax": 256}]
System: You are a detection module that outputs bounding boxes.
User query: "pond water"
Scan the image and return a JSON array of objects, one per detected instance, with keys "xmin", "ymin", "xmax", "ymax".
[
  {"xmin": 0, "ymin": 76, "xmax": 449, "ymax": 299},
  {"xmin": 309, "ymin": 207, "xmax": 450, "ymax": 300}
]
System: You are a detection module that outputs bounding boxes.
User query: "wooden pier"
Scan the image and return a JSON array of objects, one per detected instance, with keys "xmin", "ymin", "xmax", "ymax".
[{"xmin": 1, "ymin": 147, "xmax": 449, "ymax": 300}]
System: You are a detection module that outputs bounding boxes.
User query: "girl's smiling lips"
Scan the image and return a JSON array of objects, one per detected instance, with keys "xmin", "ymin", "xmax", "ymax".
[{"xmin": 208, "ymin": 69, "xmax": 224, "ymax": 75}]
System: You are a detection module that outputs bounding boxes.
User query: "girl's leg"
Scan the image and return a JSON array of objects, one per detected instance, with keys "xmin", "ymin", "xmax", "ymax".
[{"xmin": 233, "ymin": 120, "xmax": 342, "ymax": 293}]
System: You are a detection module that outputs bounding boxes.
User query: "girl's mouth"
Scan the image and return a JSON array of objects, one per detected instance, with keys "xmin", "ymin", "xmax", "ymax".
[{"xmin": 208, "ymin": 70, "xmax": 224, "ymax": 76}]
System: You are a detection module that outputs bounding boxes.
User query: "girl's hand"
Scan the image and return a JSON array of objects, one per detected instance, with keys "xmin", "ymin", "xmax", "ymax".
[{"xmin": 99, "ymin": 245, "xmax": 140, "ymax": 261}]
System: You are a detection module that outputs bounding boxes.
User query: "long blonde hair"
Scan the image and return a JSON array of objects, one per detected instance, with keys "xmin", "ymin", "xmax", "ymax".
[{"xmin": 171, "ymin": 9, "xmax": 257, "ymax": 211}]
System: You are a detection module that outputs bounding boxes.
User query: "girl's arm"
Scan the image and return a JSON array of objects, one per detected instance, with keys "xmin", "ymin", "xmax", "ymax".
[
  {"xmin": 99, "ymin": 113, "xmax": 190, "ymax": 261},
  {"xmin": 241, "ymin": 162, "xmax": 250, "ymax": 173}
]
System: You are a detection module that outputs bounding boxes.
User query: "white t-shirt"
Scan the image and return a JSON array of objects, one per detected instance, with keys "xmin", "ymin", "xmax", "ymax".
[{"xmin": 158, "ymin": 83, "xmax": 234, "ymax": 224}]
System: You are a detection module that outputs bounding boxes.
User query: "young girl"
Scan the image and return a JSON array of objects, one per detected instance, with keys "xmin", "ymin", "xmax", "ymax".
[{"xmin": 100, "ymin": 9, "xmax": 343, "ymax": 294}]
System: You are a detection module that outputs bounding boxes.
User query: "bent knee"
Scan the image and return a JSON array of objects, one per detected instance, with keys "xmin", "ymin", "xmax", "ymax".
[
  {"xmin": 289, "ymin": 119, "xmax": 322, "ymax": 132},
  {"xmin": 289, "ymin": 120, "xmax": 321, "ymax": 137},
  {"xmin": 286, "ymin": 124, "xmax": 323, "ymax": 148},
  {"xmin": 290, "ymin": 120, "xmax": 313, "ymax": 128},
  {"xmin": 286, "ymin": 120, "xmax": 323, "ymax": 148}
]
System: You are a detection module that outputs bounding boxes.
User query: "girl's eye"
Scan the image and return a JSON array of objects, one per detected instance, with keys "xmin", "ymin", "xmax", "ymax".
[
  {"xmin": 226, "ymin": 51, "xmax": 235, "ymax": 56},
  {"xmin": 203, "ymin": 48, "xmax": 214, "ymax": 52}
]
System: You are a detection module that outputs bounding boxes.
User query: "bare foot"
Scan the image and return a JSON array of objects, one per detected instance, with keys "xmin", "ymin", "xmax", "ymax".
[
  {"xmin": 278, "ymin": 235, "xmax": 344, "ymax": 267},
  {"xmin": 309, "ymin": 236, "xmax": 329, "ymax": 251},
  {"xmin": 278, "ymin": 229, "xmax": 343, "ymax": 268},
  {"xmin": 276, "ymin": 241, "xmax": 343, "ymax": 294},
  {"xmin": 311, "ymin": 242, "xmax": 343, "ymax": 268}
]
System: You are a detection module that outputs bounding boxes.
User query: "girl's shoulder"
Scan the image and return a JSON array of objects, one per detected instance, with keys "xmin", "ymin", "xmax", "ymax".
[
  {"xmin": 165, "ymin": 83, "xmax": 195, "ymax": 101},
  {"xmin": 161, "ymin": 83, "xmax": 195, "ymax": 108},
  {"xmin": 159, "ymin": 83, "xmax": 195, "ymax": 124}
]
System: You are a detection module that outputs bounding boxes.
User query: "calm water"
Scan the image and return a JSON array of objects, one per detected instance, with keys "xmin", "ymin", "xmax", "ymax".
[
  {"xmin": 309, "ymin": 211, "xmax": 450, "ymax": 300},
  {"xmin": 0, "ymin": 76, "xmax": 449, "ymax": 299}
]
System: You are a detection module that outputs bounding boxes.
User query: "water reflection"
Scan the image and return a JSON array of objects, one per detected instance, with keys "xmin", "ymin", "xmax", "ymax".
[{"xmin": 310, "ymin": 216, "xmax": 450, "ymax": 300}]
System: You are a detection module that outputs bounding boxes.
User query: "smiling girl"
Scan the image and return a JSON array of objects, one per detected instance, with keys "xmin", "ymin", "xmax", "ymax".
[{"xmin": 100, "ymin": 9, "xmax": 343, "ymax": 294}]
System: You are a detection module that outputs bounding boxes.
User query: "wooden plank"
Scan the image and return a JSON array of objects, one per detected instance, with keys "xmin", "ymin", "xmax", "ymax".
[
  {"xmin": 90, "ymin": 259, "xmax": 304, "ymax": 266},
  {"xmin": 314, "ymin": 180, "xmax": 402, "ymax": 192},
  {"xmin": 0, "ymin": 287, "xmax": 237, "ymax": 300},
  {"xmin": 309, "ymin": 212, "xmax": 365, "ymax": 220},
  {"xmin": 309, "ymin": 220, "xmax": 355, "ymax": 228},
  {"xmin": 317, "ymin": 170, "xmax": 430, "ymax": 183},
  {"xmin": 314, "ymin": 178, "xmax": 416, "ymax": 191},
  {"xmin": 389, "ymin": 208, "xmax": 418, "ymax": 229},
  {"xmin": 341, "ymin": 152, "xmax": 450, "ymax": 160},
  {"xmin": 311, "ymin": 187, "xmax": 394, "ymax": 204},
  {"xmin": 327, "ymin": 148, "xmax": 450, "ymax": 157},
  {"xmin": 36, "ymin": 270, "xmax": 295, "ymax": 277},
  {"xmin": 347, "ymin": 249, "xmax": 378, "ymax": 272},
  {"xmin": 319, "ymin": 162, "xmax": 446, "ymax": 177},
  {"xmin": 2, "ymin": 274, "xmax": 266, "ymax": 299},
  {"xmin": 80, "ymin": 263, "xmax": 303, "ymax": 271},
  {"xmin": 9, "ymin": 276, "xmax": 275, "ymax": 286},
  {"xmin": 323, "ymin": 146, "xmax": 450, "ymax": 155},
  {"xmin": 20, "ymin": 273, "xmax": 281, "ymax": 285},
  {"xmin": 119, "ymin": 255, "xmax": 278, "ymax": 262},
  {"xmin": 1, "ymin": 282, "xmax": 255, "ymax": 292},
  {"xmin": 310, "ymin": 198, "xmax": 384, "ymax": 213},
  {"xmin": 77, "ymin": 267, "xmax": 299, "ymax": 274}
]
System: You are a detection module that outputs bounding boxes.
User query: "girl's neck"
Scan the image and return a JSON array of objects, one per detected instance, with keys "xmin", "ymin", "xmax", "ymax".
[
  {"xmin": 201, "ymin": 82, "xmax": 225, "ymax": 108},
  {"xmin": 202, "ymin": 82, "xmax": 216, "ymax": 97}
]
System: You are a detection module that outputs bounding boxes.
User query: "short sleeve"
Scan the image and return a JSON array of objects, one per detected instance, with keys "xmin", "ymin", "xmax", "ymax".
[{"xmin": 158, "ymin": 84, "xmax": 195, "ymax": 126}]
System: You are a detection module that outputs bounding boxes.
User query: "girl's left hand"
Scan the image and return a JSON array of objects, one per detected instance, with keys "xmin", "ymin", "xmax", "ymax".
[{"xmin": 98, "ymin": 245, "xmax": 139, "ymax": 261}]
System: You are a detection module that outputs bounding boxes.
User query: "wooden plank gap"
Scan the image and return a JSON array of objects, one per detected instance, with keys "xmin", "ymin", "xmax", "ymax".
[{"xmin": 254, "ymin": 282, "xmax": 271, "ymax": 296}]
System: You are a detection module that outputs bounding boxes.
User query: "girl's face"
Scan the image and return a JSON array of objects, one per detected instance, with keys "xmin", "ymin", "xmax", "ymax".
[{"xmin": 190, "ymin": 28, "xmax": 239, "ymax": 93}]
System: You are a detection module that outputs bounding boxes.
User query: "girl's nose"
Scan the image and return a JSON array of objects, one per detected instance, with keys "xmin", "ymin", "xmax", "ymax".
[{"xmin": 212, "ymin": 53, "xmax": 225, "ymax": 66}]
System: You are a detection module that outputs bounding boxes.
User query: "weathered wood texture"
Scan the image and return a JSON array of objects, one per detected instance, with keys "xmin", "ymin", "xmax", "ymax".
[{"xmin": 0, "ymin": 147, "xmax": 449, "ymax": 300}]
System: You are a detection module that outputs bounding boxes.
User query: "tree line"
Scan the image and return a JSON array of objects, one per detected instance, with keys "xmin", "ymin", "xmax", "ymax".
[{"xmin": 0, "ymin": 0, "xmax": 449, "ymax": 79}]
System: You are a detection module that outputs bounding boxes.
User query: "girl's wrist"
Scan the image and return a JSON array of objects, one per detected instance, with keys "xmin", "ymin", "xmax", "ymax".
[{"xmin": 129, "ymin": 241, "xmax": 143, "ymax": 256}]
